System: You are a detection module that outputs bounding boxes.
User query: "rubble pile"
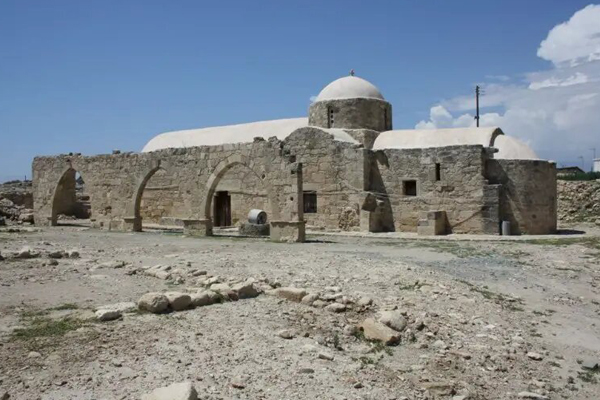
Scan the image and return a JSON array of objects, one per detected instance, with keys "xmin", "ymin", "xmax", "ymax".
[
  {"xmin": 0, "ymin": 180, "xmax": 34, "ymax": 225},
  {"xmin": 557, "ymin": 180, "xmax": 600, "ymax": 224}
]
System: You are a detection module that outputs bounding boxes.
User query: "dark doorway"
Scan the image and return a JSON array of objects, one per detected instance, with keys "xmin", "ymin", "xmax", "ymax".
[{"xmin": 214, "ymin": 191, "xmax": 231, "ymax": 227}]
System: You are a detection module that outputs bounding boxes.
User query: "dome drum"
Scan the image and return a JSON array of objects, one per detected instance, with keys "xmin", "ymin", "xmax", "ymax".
[{"xmin": 309, "ymin": 98, "xmax": 392, "ymax": 132}]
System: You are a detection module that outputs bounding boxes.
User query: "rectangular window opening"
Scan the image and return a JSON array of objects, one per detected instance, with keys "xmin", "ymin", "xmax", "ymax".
[
  {"xmin": 403, "ymin": 180, "xmax": 417, "ymax": 196},
  {"xmin": 303, "ymin": 191, "xmax": 317, "ymax": 213},
  {"xmin": 435, "ymin": 163, "xmax": 441, "ymax": 181}
]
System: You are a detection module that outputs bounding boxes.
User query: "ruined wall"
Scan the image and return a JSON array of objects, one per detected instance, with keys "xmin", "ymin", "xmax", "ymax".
[
  {"xmin": 486, "ymin": 159, "xmax": 557, "ymax": 234},
  {"xmin": 139, "ymin": 168, "xmax": 185, "ymax": 224},
  {"xmin": 33, "ymin": 139, "xmax": 300, "ymax": 230},
  {"xmin": 283, "ymin": 127, "xmax": 365, "ymax": 231},
  {"xmin": 370, "ymin": 145, "xmax": 500, "ymax": 234}
]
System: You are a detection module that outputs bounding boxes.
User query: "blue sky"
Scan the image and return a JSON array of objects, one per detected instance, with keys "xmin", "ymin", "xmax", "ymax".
[{"xmin": 1, "ymin": 0, "xmax": 599, "ymax": 181}]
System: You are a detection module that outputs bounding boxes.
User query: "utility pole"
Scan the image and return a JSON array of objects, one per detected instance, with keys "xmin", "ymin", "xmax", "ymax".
[
  {"xmin": 474, "ymin": 85, "xmax": 480, "ymax": 127},
  {"xmin": 578, "ymin": 156, "xmax": 584, "ymax": 171}
]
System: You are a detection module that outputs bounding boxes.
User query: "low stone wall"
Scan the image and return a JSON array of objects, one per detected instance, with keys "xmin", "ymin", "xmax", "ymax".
[{"xmin": 486, "ymin": 159, "xmax": 557, "ymax": 234}]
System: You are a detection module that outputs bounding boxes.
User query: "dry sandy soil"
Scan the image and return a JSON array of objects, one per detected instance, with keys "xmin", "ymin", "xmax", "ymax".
[{"xmin": 1, "ymin": 224, "xmax": 600, "ymax": 399}]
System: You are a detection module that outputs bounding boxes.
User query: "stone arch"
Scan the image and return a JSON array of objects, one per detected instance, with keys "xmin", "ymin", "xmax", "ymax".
[
  {"xmin": 202, "ymin": 154, "xmax": 280, "ymax": 222},
  {"xmin": 126, "ymin": 161, "xmax": 162, "ymax": 232},
  {"xmin": 50, "ymin": 166, "xmax": 91, "ymax": 226}
]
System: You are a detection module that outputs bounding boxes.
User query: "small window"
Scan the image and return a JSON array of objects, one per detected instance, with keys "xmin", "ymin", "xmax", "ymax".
[
  {"xmin": 435, "ymin": 163, "xmax": 441, "ymax": 181},
  {"xmin": 328, "ymin": 107, "xmax": 334, "ymax": 128},
  {"xmin": 303, "ymin": 191, "xmax": 317, "ymax": 213},
  {"xmin": 403, "ymin": 180, "xmax": 417, "ymax": 196}
]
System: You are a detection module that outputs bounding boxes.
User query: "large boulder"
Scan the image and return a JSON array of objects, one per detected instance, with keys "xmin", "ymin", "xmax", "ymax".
[
  {"xmin": 360, "ymin": 318, "xmax": 401, "ymax": 345},
  {"xmin": 138, "ymin": 293, "xmax": 170, "ymax": 313},
  {"xmin": 164, "ymin": 292, "xmax": 192, "ymax": 311},
  {"xmin": 141, "ymin": 381, "xmax": 198, "ymax": 400}
]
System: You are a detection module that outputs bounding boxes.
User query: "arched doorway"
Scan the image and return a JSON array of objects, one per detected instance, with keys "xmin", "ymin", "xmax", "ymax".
[
  {"xmin": 203, "ymin": 158, "xmax": 277, "ymax": 236},
  {"xmin": 51, "ymin": 168, "xmax": 91, "ymax": 226},
  {"xmin": 135, "ymin": 167, "xmax": 184, "ymax": 231}
]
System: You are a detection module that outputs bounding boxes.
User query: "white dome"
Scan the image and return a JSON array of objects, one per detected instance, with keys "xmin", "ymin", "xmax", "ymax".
[{"xmin": 315, "ymin": 76, "xmax": 385, "ymax": 101}]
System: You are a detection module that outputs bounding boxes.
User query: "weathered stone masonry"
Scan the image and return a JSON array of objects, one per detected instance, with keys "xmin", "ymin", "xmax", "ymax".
[
  {"xmin": 32, "ymin": 74, "xmax": 557, "ymax": 236},
  {"xmin": 33, "ymin": 138, "xmax": 306, "ymax": 240}
]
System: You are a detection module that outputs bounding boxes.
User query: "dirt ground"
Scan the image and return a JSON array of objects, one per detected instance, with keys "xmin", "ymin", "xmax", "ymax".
[{"xmin": 1, "ymin": 225, "xmax": 599, "ymax": 399}]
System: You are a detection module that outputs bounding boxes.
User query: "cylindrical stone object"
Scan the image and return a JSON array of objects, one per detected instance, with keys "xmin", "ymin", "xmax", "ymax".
[
  {"xmin": 248, "ymin": 209, "xmax": 267, "ymax": 225},
  {"xmin": 501, "ymin": 221, "xmax": 511, "ymax": 236}
]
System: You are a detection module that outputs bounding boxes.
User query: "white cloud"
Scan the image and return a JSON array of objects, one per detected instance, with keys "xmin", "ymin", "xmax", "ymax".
[
  {"xmin": 537, "ymin": 4, "xmax": 600, "ymax": 66},
  {"xmin": 415, "ymin": 4, "xmax": 600, "ymax": 164}
]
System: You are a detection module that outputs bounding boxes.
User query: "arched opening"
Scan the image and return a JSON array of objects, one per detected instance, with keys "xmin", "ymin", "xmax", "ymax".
[
  {"xmin": 136, "ymin": 167, "xmax": 184, "ymax": 231},
  {"xmin": 205, "ymin": 161, "xmax": 275, "ymax": 237},
  {"xmin": 51, "ymin": 168, "xmax": 91, "ymax": 226}
]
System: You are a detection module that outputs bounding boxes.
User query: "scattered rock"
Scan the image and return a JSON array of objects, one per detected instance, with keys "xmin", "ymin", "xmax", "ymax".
[
  {"xmin": 527, "ymin": 352, "xmax": 543, "ymax": 361},
  {"xmin": 15, "ymin": 246, "xmax": 36, "ymax": 259},
  {"xmin": 301, "ymin": 293, "xmax": 320, "ymax": 305},
  {"xmin": 232, "ymin": 280, "xmax": 260, "ymax": 299},
  {"xmin": 138, "ymin": 293, "xmax": 170, "ymax": 313},
  {"xmin": 274, "ymin": 287, "xmax": 307, "ymax": 302},
  {"xmin": 95, "ymin": 309, "xmax": 122, "ymax": 322},
  {"xmin": 318, "ymin": 352, "xmax": 334, "ymax": 361},
  {"xmin": 164, "ymin": 292, "xmax": 192, "ymax": 311},
  {"xmin": 100, "ymin": 260, "xmax": 126, "ymax": 269},
  {"xmin": 67, "ymin": 249, "xmax": 80, "ymax": 258},
  {"xmin": 27, "ymin": 351, "xmax": 41, "ymax": 358},
  {"xmin": 325, "ymin": 303, "xmax": 346, "ymax": 313},
  {"xmin": 298, "ymin": 368, "xmax": 314, "ymax": 374},
  {"xmin": 141, "ymin": 381, "xmax": 198, "ymax": 400},
  {"xmin": 360, "ymin": 318, "xmax": 401, "ymax": 345},
  {"xmin": 278, "ymin": 329, "xmax": 295, "ymax": 339},
  {"xmin": 96, "ymin": 302, "xmax": 136, "ymax": 314},
  {"xmin": 582, "ymin": 358, "xmax": 599, "ymax": 370},
  {"xmin": 357, "ymin": 297, "xmax": 373, "ymax": 306},
  {"xmin": 378, "ymin": 310, "xmax": 407, "ymax": 332},
  {"xmin": 190, "ymin": 291, "xmax": 214, "ymax": 307},
  {"xmin": 517, "ymin": 392, "xmax": 549, "ymax": 399}
]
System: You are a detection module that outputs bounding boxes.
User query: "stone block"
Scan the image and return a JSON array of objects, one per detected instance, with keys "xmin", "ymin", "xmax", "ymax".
[
  {"xmin": 417, "ymin": 210, "xmax": 447, "ymax": 236},
  {"xmin": 182, "ymin": 219, "xmax": 213, "ymax": 237},
  {"xmin": 269, "ymin": 221, "xmax": 305, "ymax": 242}
]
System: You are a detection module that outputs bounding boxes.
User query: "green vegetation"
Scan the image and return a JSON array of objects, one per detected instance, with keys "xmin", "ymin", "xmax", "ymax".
[
  {"xmin": 558, "ymin": 171, "xmax": 600, "ymax": 181},
  {"xmin": 50, "ymin": 303, "xmax": 79, "ymax": 311},
  {"xmin": 458, "ymin": 280, "xmax": 524, "ymax": 311},
  {"xmin": 12, "ymin": 317, "xmax": 83, "ymax": 340},
  {"xmin": 578, "ymin": 369, "xmax": 599, "ymax": 384}
]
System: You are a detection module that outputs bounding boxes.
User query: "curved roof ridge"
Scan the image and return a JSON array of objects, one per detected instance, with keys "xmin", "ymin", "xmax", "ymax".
[
  {"xmin": 373, "ymin": 126, "xmax": 503, "ymax": 150},
  {"xmin": 142, "ymin": 118, "xmax": 308, "ymax": 152}
]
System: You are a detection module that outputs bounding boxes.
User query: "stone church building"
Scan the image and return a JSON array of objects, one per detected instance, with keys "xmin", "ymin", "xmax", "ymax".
[{"xmin": 32, "ymin": 75, "xmax": 557, "ymax": 240}]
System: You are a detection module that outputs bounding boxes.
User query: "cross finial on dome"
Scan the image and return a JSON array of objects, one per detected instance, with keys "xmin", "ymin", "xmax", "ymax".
[{"xmin": 349, "ymin": 69, "xmax": 355, "ymax": 76}]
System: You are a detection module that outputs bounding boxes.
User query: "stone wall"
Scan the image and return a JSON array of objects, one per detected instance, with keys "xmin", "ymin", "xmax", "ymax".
[
  {"xmin": 33, "ymin": 139, "xmax": 301, "ymax": 230},
  {"xmin": 486, "ymin": 159, "xmax": 557, "ymax": 234},
  {"xmin": 557, "ymin": 180, "xmax": 600, "ymax": 224},
  {"xmin": 32, "ymin": 129, "xmax": 557, "ymax": 236},
  {"xmin": 369, "ymin": 145, "xmax": 500, "ymax": 234},
  {"xmin": 283, "ymin": 127, "xmax": 365, "ymax": 231}
]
